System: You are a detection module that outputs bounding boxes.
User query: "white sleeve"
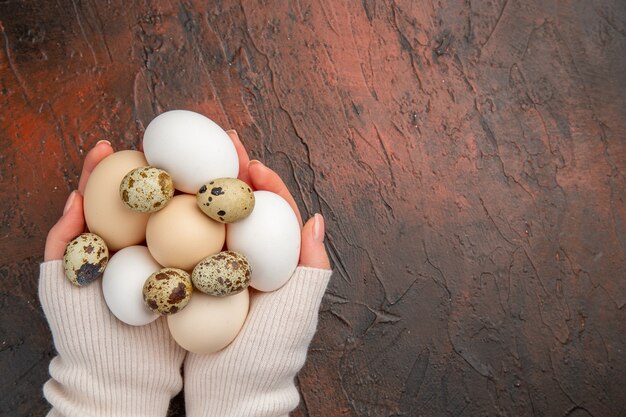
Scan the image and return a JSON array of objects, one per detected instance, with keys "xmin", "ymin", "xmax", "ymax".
[
  {"xmin": 184, "ymin": 267, "xmax": 332, "ymax": 417},
  {"xmin": 39, "ymin": 260, "xmax": 186, "ymax": 417}
]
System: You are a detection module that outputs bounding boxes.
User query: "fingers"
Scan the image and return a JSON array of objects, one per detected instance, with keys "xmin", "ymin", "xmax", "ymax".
[
  {"xmin": 47, "ymin": 140, "xmax": 111, "ymax": 261},
  {"xmin": 77, "ymin": 140, "xmax": 114, "ymax": 193},
  {"xmin": 226, "ymin": 129, "xmax": 252, "ymax": 187},
  {"xmin": 44, "ymin": 191, "xmax": 86, "ymax": 261},
  {"xmin": 299, "ymin": 213, "xmax": 330, "ymax": 269},
  {"xmin": 248, "ymin": 160, "xmax": 303, "ymax": 227}
]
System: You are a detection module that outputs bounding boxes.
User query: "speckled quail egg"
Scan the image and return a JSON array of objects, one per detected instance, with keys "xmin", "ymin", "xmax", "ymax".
[
  {"xmin": 192, "ymin": 251, "xmax": 251, "ymax": 296},
  {"xmin": 63, "ymin": 233, "xmax": 109, "ymax": 286},
  {"xmin": 143, "ymin": 268, "xmax": 193, "ymax": 315},
  {"xmin": 196, "ymin": 178, "xmax": 254, "ymax": 223},
  {"xmin": 120, "ymin": 166, "xmax": 174, "ymax": 213}
]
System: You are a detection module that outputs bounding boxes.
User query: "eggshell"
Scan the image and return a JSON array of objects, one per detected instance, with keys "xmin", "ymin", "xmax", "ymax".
[
  {"xmin": 63, "ymin": 233, "xmax": 109, "ymax": 287},
  {"xmin": 102, "ymin": 246, "xmax": 161, "ymax": 326},
  {"xmin": 167, "ymin": 289, "xmax": 249, "ymax": 354},
  {"xmin": 120, "ymin": 166, "xmax": 174, "ymax": 213},
  {"xmin": 226, "ymin": 191, "xmax": 301, "ymax": 292},
  {"xmin": 84, "ymin": 150, "xmax": 150, "ymax": 251},
  {"xmin": 192, "ymin": 251, "xmax": 251, "ymax": 296},
  {"xmin": 143, "ymin": 110, "xmax": 239, "ymax": 193},
  {"xmin": 143, "ymin": 268, "xmax": 193, "ymax": 315},
  {"xmin": 146, "ymin": 194, "xmax": 225, "ymax": 271},
  {"xmin": 196, "ymin": 178, "xmax": 255, "ymax": 223}
]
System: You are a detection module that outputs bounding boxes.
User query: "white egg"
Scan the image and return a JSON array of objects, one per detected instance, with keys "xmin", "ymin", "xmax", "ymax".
[
  {"xmin": 167, "ymin": 289, "xmax": 249, "ymax": 354},
  {"xmin": 226, "ymin": 191, "xmax": 301, "ymax": 292},
  {"xmin": 143, "ymin": 110, "xmax": 239, "ymax": 193},
  {"xmin": 102, "ymin": 246, "xmax": 161, "ymax": 326}
]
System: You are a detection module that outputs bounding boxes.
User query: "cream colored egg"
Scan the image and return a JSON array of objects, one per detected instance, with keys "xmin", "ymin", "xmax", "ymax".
[
  {"xmin": 84, "ymin": 150, "xmax": 150, "ymax": 251},
  {"xmin": 167, "ymin": 289, "xmax": 249, "ymax": 354},
  {"xmin": 146, "ymin": 194, "xmax": 225, "ymax": 271}
]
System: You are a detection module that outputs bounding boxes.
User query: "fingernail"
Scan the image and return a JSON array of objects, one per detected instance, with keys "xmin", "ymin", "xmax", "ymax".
[
  {"xmin": 226, "ymin": 129, "xmax": 239, "ymax": 140},
  {"xmin": 96, "ymin": 139, "xmax": 111, "ymax": 147},
  {"xmin": 313, "ymin": 213, "xmax": 325, "ymax": 242},
  {"xmin": 248, "ymin": 159, "xmax": 263, "ymax": 168},
  {"xmin": 63, "ymin": 191, "xmax": 77, "ymax": 215}
]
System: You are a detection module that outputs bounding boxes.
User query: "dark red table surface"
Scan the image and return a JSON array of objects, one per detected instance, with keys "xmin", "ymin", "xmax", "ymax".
[{"xmin": 1, "ymin": 1, "xmax": 625, "ymax": 416}]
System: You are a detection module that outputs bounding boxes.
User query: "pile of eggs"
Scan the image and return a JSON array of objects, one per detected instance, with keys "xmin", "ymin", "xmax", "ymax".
[{"xmin": 62, "ymin": 110, "xmax": 301, "ymax": 354}]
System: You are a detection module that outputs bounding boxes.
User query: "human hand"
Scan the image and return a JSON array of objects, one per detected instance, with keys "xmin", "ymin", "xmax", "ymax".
[
  {"xmin": 226, "ymin": 129, "xmax": 331, "ymax": 270},
  {"xmin": 184, "ymin": 131, "xmax": 333, "ymax": 417},
  {"xmin": 46, "ymin": 132, "xmax": 331, "ymax": 269},
  {"xmin": 40, "ymin": 140, "xmax": 185, "ymax": 417},
  {"xmin": 44, "ymin": 140, "xmax": 114, "ymax": 261}
]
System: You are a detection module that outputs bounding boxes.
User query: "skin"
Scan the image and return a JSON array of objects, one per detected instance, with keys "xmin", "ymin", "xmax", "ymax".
[{"xmin": 45, "ymin": 133, "xmax": 331, "ymax": 270}]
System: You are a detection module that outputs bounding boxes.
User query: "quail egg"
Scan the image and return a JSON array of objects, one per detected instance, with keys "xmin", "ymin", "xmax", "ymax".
[
  {"xmin": 120, "ymin": 166, "xmax": 174, "ymax": 213},
  {"xmin": 143, "ymin": 268, "xmax": 193, "ymax": 315},
  {"xmin": 192, "ymin": 251, "xmax": 251, "ymax": 296},
  {"xmin": 196, "ymin": 178, "xmax": 254, "ymax": 223},
  {"xmin": 63, "ymin": 233, "xmax": 109, "ymax": 286}
]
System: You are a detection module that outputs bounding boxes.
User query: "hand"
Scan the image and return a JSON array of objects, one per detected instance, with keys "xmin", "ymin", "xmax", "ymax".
[
  {"xmin": 39, "ymin": 140, "xmax": 185, "ymax": 417},
  {"xmin": 179, "ymin": 131, "xmax": 333, "ymax": 417},
  {"xmin": 48, "ymin": 133, "xmax": 331, "ymax": 271},
  {"xmin": 44, "ymin": 140, "xmax": 114, "ymax": 261},
  {"xmin": 226, "ymin": 129, "xmax": 331, "ymax": 270}
]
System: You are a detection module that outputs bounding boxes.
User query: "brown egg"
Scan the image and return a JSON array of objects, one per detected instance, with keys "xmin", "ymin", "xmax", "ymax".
[
  {"xmin": 146, "ymin": 195, "xmax": 225, "ymax": 271},
  {"xmin": 83, "ymin": 151, "xmax": 150, "ymax": 251},
  {"xmin": 143, "ymin": 268, "xmax": 193, "ymax": 315}
]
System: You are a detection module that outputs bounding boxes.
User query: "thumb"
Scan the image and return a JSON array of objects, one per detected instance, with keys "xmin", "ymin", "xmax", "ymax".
[
  {"xmin": 299, "ymin": 213, "xmax": 331, "ymax": 269},
  {"xmin": 44, "ymin": 191, "xmax": 86, "ymax": 261}
]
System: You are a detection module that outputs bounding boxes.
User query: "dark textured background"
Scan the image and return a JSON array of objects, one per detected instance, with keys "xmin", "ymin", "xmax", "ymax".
[{"xmin": 1, "ymin": 1, "xmax": 625, "ymax": 416}]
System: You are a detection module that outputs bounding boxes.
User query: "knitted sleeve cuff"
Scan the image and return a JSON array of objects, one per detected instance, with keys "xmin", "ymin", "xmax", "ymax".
[
  {"xmin": 184, "ymin": 266, "xmax": 332, "ymax": 417},
  {"xmin": 39, "ymin": 260, "xmax": 185, "ymax": 417}
]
